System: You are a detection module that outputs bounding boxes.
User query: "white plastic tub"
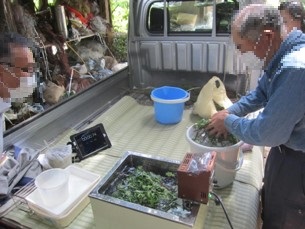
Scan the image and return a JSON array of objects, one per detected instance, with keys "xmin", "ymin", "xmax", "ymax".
[
  {"xmin": 186, "ymin": 124, "xmax": 244, "ymax": 189},
  {"xmin": 186, "ymin": 124, "xmax": 243, "ymax": 163},
  {"xmin": 213, "ymin": 154, "xmax": 243, "ymax": 189},
  {"xmin": 35, "ymin": 168, "xmax": 69, "ymax": 207},
  {"xmin": 27, "ymin": 165, "xmax": 100, "ymax": 227}
]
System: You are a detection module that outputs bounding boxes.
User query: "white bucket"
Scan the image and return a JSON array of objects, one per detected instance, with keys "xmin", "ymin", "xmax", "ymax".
[
  {"xmin": 35, "ymin": 168, "xmax": 69, "ymax": 207},
  {"xmin": 186, "ymin": 124, "xmax": 244, "ymax": 189},
  {"xmin": 186, "ymin": 125, "xmax": 243, "ymax": 163},
  {"xmin": 213, "ymin": 153, "xmax": 243, "ymax": 189}
]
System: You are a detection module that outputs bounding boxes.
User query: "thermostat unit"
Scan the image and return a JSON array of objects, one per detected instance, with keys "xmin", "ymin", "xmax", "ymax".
[{"xmin": 177, "ymin": 151, "xmax": 216, "ymax": 204}]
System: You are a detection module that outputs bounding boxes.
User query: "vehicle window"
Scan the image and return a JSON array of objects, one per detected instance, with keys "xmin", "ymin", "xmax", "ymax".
[
  {"xmin": 169, "ymin": 1, "xmax": 213, "ymax": 33},
  {"xmin": 216, "ymin": 0, "xmax": 239, "ymax": 34},
  {"xmin": 148, "ymin": 3, "xmax": 165, "ymax": 33},
  {"xmin": 147, "ymin": 0, "xmax": 238, "ymax": 35}
]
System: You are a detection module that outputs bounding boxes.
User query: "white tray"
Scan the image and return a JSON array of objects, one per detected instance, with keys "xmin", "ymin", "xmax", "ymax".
[
  {"xmin": 30, "ymin": 190, "xmax": 90, "ymax": 228},
  {"xmin": 26, "ymin": 165, "xmax": 100, "ymax": 217}
]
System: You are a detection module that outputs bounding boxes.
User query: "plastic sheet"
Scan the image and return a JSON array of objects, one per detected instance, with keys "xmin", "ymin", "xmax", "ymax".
[{"xmin": 188, "ymin": 152, "xmax": 212, "ymax": 174}]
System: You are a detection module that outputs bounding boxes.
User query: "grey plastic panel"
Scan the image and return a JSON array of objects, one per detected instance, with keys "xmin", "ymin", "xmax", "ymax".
[
  {"xmin": 176, "ymin": 43, "xmax": 189, "ymax": 71},
  {"xmin": 162, "ymin": 42, "xmax": 174, "ymax": 70},
  {"xmin": 192, "ymin": 43, "xmax": 208, "ymax": 72},
  {"xmin": 139, "ymin": 41, "xmax": 227, "ymax": 73},
  {"xmin": 128, "ymin": 0, "xmax": 250, "ymax": 89}
]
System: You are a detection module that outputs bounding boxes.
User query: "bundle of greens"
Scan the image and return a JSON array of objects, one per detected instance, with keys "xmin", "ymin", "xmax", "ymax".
[
  {"xmin": 111, "ymin": 166, "xmax": 178, "ymax": 212},
  {"xmin": 193, "ymin": 118, "xmax": 239, "ymax": 147}
]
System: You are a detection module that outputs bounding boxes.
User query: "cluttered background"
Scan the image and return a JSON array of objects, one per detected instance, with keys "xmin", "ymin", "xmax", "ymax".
[{"xmin": 0, "ymin": 0, "xmax": 128, "ymax": 130}]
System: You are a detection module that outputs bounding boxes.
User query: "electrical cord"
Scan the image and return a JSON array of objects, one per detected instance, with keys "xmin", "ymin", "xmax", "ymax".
[{"xmin": 209, "ymin": 191, "xmax": 234, "ymax": 229}]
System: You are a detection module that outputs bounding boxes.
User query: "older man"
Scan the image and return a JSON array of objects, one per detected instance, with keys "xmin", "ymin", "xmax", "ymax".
[
  {"xmin": 0, "ymin": 33, "xmax": 37, "ymax": 154},
  {"xmin": 207, "ymin": 4, "xmax": 305, "ymax": 229}
]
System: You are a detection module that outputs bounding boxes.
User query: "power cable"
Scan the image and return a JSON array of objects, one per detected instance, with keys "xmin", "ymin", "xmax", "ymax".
[{"xmin": 209, "ymin": 191, "xmax": 234, "ymax": 229}]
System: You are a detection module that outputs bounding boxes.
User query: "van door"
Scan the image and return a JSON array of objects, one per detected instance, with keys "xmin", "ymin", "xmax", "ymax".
[{"xmin": 128, "ymin": 0, "xmax": 249, "ymax": 95}]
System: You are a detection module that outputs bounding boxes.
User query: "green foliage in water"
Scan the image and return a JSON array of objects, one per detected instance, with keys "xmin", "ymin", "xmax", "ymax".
[
  {"xmin": 111, "ymin": 166, "xmax": 178, "ymax": 211},
  {"xmin": 193, "ymin": 118, "xmax": 239, "ymax": 147}
]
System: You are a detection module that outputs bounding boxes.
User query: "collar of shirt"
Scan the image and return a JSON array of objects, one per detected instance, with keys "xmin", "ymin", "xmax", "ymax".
[{"xmin": 264, "ymin": 30, "xmax": 305, "ymax": 79}]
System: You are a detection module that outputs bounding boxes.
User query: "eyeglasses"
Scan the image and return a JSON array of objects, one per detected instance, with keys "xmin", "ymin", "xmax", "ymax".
[{"xmin": 0, "ymin": 62, "xmax": 39, "ymax": 73}]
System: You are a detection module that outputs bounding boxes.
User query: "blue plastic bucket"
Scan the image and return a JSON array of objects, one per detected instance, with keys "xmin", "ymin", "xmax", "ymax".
[{"xmin": 151, "ymin": 86, "xmax": 190, "ymax": 124}]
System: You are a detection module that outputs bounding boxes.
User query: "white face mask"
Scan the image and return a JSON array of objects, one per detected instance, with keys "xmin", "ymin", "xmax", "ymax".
[
  {"xmin": 0, "ymin": 64, "xmax": 37, "ymax": 101},
  {"xmin": 8, "ymin": 74, "xmax": 37, "ymax": 101},
  {"xmin": 239, "ymin": 33, "xmax": 272, "ymax": 70},
  {"xmin": 240, "ymin": 51, "xmax": 265, "ymax": 70}
]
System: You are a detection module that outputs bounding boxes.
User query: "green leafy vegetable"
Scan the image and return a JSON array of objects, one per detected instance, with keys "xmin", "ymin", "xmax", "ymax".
[
  {"xmin": 111, "ymin": 166, "xmax": 178, "ymax": 211},
  {"xmin": 193, "ymin": 118, "xmax": 239, "ymax": 147}
]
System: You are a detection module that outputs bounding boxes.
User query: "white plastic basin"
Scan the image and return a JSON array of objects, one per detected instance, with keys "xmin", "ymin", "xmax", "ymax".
[{"xmin": 35, "ymin": 168, "xmax": 69, "ymax": 207}]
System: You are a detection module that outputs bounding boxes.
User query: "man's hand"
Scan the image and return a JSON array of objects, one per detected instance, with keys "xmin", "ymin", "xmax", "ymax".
[{"xmin": 206, "ymin": 109, "xmax": 229, "ymax": 138}]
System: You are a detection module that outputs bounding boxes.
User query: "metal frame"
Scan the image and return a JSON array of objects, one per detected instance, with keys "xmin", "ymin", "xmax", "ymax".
[{"xmin": 4, "ymin": 68, "xmax": 130, "ymax": 150}]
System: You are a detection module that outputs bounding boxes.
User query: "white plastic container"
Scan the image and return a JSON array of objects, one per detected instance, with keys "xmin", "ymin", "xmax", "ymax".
[
  {"xmin": 35, "ymin": 168, "xmax": 69, "ymax": 207},
  {"xmin": 29, "ymin": 191, "xmax": 90, "ymax": 228},
  {"xmin": 186, "ymin": 124, "xmax": 243, "ymax": 163},
  {"xmin": 27, "ymin": 165, "xmax": 100, "ymax": 227},
  {"xmin": 45, "ymin": 145, "xmax": 72, "ymax": 169},
  {"xmin": 186, "ymin": 124, "xmax": 244, "ymax": 189},
  {"xmin": 214, "ymin": 155, "xmax": 243, "ymax": 189}
]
